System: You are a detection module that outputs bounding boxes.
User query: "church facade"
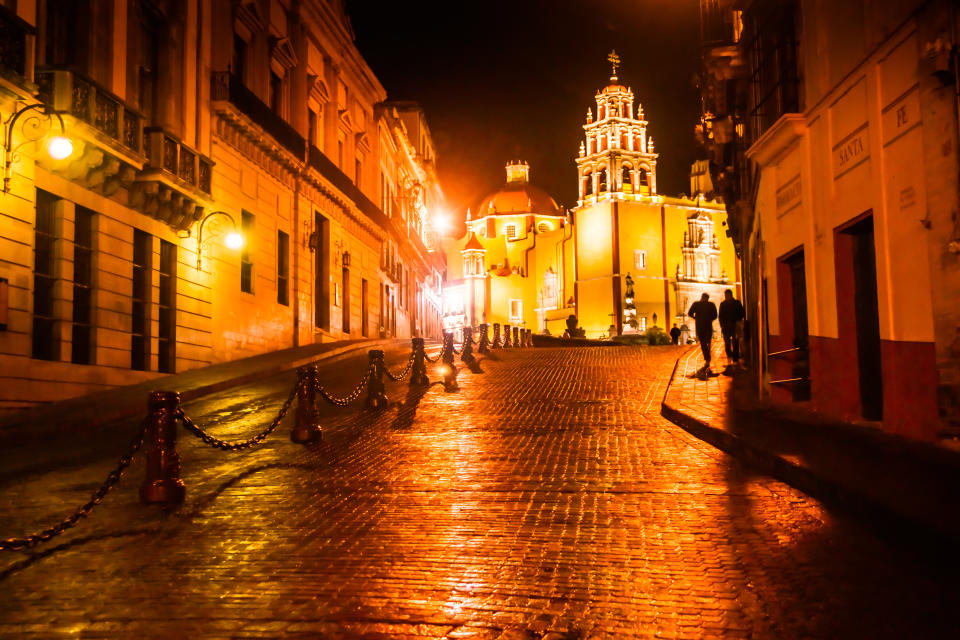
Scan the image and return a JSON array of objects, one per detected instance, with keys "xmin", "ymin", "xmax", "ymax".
[{"xmin": 443, "ymin": 60, "xmax": 739, "ymax": 340}]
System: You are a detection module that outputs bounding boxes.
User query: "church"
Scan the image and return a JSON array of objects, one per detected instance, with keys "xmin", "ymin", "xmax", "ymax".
[{"xmin": 442, "ymin": 55, "xmax": 739, "ymax": 339}]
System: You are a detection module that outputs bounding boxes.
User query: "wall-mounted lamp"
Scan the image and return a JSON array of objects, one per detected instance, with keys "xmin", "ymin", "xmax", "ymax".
[
  {"xmin": 342, "ymin": 251, "xmax": 351, "ymax": 267},
  {"xmin": 188, "ymin": 210, "xmax": 243, "ymax": 271},
  {"xmin": 3, "ymin": 102, "xmax": 72, "ymax": 192}
]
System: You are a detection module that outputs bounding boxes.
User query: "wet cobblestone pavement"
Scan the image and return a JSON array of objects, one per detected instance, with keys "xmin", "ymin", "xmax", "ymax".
[{"xmin": 1, "ymin": 346, "xmax": 958, "ymax": 639}]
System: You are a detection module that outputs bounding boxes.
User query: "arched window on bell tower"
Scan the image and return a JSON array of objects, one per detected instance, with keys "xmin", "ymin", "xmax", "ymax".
[
  {"xmin": 638, "ymin": 167, "xmax": 649, "ymax": 194},
  {"xmin": 583, "ymin": 170, "xmax": 593, "ymax": 196},
  {"xmin": 598, "ymin": 167, "xmax": 608, "ymax": 192},
  {"xmin": 622, "ymin": 164, "xmax": 633, "ymax": 193}
]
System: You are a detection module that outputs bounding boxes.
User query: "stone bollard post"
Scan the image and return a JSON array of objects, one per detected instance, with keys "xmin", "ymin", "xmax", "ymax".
[
  {"xmin": 442, "ymin": 331, "xmax": 459, "ymax": 390},
  {"xmin": 461, "ymin": 326, "xmax": 475, "ymax": 362},
  {"xmin": 502, "ymin": 324, "xmax": 512, "ymax": 348},
  {"xmin": 513, "ymin": 326, "xmax": 520, "ymax": 348},
  {"xmin": 140, "ymin": 391, "xmax": 186, "ymax": 506},
  {"xmin": 291, "ymin": 366, "xmax": 322, "ymax": 443},
  {"xmin": 410, "ymin": 337, "xmax": 430, "ymax": 386},
  {"xmin": 524, "ymin": 329, "xmax": 531, "ymax": 347},
  {"xmin": 366, "ymin": 349, "xmax": 389, "ymax": 409},
  {"xmin": 477, "ymin": 323, "xmax": 490, "ymax": 354},
  {"xmin": 491, "ymin": 323, "xmax": 501, "ymax": 349}
]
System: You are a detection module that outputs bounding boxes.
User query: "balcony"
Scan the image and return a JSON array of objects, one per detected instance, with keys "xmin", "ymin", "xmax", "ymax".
[
  {"xmin": 141, "ymin": 127, "xmax": 213, "ymax": 195},
  {"xmin": 0, "ymin": 7, "xmax": 33, "ymax": 80},
  {"xmin": 211, "ymin": 71, "xmax": 305, "ymax": 159},
  {"xmin": 36, "ymin": 67, "xmax": 144, "ymax": 161},
  {"xmin": 307, "ymin": 145, "xmax": 391, "ymax": 231}
]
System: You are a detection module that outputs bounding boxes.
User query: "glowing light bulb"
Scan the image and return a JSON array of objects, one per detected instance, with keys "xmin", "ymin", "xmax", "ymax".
[
  {"xmin": 432, "ymin": 213, "xmax": 451, "ymax": 233},
  {"xmin": 224, "ymin": 231, "xmax": 243, "ymax": 249},
  {"xmin": 47, "ymin": 136, "xmax": 73, "ymax": 160}
]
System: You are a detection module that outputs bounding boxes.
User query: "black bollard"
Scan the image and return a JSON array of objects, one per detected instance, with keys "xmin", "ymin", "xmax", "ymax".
[
  {"xmin": 366, "ymin": 350, "xmax": 389, "ymax": 409},
  {"xmin": 491, "ymin": 323, "xmax": 501, "ymax": 349},
  {"xmin": 461, "ymin": 326, "xmax": 475, "ymax": 362},
  {"xmin": 477, "ymin": 323, "xmax": 490, "ymax": 354},
  {"xmin": 513, "ymin": 326, "xmax": 520, "ymax": 348},
  {"xmin": 140, "ymin": 391, "xmax": 186, "ymax": 506},
  {"xmin": 441, "ymin": 331, "xmax": 459, "ymax": 390},
  {"xmin": 291, "ymin": 366, "xmax": 322, "ymax": 443},
  {"xmin": 410, "ymin": 337, "xmax": 430, "ymax": 386},
  {"xmin": 502, "ymin": 324, "xmax": 512, "ymax": 348}
]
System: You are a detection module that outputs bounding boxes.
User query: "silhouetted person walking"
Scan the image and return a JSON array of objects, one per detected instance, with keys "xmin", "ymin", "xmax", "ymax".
[
  {"xmin": 718, "ymin": 289, "xmax": 745, "ymax": 362},
  {"xmin": 670, "ymin": 324, "xmax": 681, "ymax": 345},
  {"xmin": 688, "ymin": 293, "xmax": 718, "ymax": 367}
]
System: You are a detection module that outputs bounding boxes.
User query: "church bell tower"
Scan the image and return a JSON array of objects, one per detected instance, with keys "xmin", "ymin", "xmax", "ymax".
[{"xmin": 576, "ymin": 50, "xmax": 658, "ymax": 205}]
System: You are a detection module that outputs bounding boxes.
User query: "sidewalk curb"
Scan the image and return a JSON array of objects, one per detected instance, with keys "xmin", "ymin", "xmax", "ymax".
[
  {"xmin": 659, "ymin": 357, "xmax": 960, "ymax": 543},
  {"xmin": 0, "ymin": 338, "xmax": 428, "ymax": 443}
]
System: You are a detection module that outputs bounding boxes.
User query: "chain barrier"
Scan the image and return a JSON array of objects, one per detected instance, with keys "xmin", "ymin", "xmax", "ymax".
[
  {"xmin": 384, "ymin": 352, "xmax": 415, "ymax": 382},
  {"xmin": 179, "ymin": 381, "xmax": 300, "ymax": 451},
  {"xmin": 315, "ymin": 366, "xmax": 371, "ymax": 407},
  {"xmin": 0, "ymin": 419, "xmax": 149, "ymax": 552},
  {"xmin": 423, "ymin": 349, "xmax": 442, "ymax": 363}
]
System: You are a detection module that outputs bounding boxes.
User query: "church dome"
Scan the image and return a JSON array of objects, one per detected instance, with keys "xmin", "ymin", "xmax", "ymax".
[{"xmin": 474, "ymin": 161, "xmax": 563, "ymax": 216}]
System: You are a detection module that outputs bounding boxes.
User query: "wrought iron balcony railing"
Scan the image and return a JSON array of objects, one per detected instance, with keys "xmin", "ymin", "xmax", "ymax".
[
  {"xmin": 211, "ymin": 71, "xmax": 305, "ymax": 159},
  {"xmin": 0, "ymin": 7, "xmax": 32, "ymax": 79},
  {"xmin": 143, "ymin": 127, "xmax": 213, "ymax": 195},
  {"xmin": 36, "ymin": 67, "xmax": 143, "ymax": 157}
]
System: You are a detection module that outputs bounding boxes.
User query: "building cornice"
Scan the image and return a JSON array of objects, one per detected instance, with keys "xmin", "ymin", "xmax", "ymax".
[{"xmin": 745, "ymin": 113, "xmax": 806, "ymax": 168}]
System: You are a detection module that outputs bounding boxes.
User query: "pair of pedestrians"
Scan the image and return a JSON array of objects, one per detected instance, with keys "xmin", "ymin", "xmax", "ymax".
[{"xmin": 687, "ymin": 289, "xmax": 744, "ymax": 372}]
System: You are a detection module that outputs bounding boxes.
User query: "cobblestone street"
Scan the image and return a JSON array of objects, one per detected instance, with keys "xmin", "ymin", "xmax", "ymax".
[{"xmin": 1, "ymin": 346, "xmax": 958, "ymax": 639}]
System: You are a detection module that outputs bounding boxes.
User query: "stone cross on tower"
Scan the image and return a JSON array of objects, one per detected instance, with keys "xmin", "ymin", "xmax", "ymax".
[{"xmin": 607, "ymin": 50, "xmax": 620, "ymax": 80}]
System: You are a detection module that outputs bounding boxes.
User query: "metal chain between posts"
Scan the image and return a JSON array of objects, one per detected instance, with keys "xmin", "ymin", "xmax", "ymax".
[
  {"xmin": 0, "ymin": 418, "xmax": 149, "ymax": 552},
  {"xmin": 315, "ymin": 366, "xmax": 371, "ymax": 407},
  {"xmin": 179, "ymin": 380, "xmax": 300, "ymax": 451},
  {"xmin": 423, "ymin": 347, "xmax": 442, "ymax": 363},
  {"xmin": 384, "ymin": 351, "xmax": 415, "ymax": 382}
]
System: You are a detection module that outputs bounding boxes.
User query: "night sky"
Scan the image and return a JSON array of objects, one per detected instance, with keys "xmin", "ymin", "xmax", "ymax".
[{"xmin": 348, "ymin": 0, "xmax": 702, "ymax": 219}]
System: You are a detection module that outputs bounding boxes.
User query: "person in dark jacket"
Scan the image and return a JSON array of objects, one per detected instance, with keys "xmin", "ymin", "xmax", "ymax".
[
  {"xmin": 718, "ymin": 289, "xmax": 746, "ymax": 362},
  {"xmin": 688, "ymin": 293, "xmax": 718, "ymax": 366},
  {"xmin": 670, "ymin": 324, "xmax": 681, "ymax": 345}
]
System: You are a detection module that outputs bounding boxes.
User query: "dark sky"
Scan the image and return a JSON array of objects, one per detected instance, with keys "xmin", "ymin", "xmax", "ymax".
[{"xmin": 347, "ymin": 0, "xmax": 702, "ymax": 218}]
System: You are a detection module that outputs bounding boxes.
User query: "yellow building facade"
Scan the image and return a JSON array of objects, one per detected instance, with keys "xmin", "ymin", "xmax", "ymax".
[
  {"xmin": 443, "ymin": 65, "xmax": 739, "ymax": 340},
  {"xmin": 0, "ymin": 0, "xmax": 445, "ymax": 412}
]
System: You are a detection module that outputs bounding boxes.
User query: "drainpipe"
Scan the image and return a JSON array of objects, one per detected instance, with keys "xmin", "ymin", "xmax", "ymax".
[
  {"xmin": 560, "ymin": 215, "xmax": 574, "ymax": 305},
  {"xmin": 523, "ymin": 226, "xmax": 538, "ymax": 277}
]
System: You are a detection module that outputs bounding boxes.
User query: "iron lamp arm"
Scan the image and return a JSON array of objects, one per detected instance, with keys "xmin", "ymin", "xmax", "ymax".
[{"xmin": 195, "ymin": 210, "xmax": 240, "ymax": 271}]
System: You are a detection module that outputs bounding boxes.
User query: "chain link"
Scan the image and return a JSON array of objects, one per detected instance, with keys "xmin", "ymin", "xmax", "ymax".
[
  {"xmin": 384, "ymin": 352, "xmax": 415, "ymax": 382},
  {"xmin": 0, "ymin": 419, "xmax": 149, "ymax": 552},
  {"xmin": 423, "ymin": 349, "xmax": 442, "ymax": 363},
  {"xmin": 179, "ymin": 380, "xmax": 300, "ymax": 451},
  {"xmin": 315, "ymin": 367, "xmax": 371, "ymax": 407}
]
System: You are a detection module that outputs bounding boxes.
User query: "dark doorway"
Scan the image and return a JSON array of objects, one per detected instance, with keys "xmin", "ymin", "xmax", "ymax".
[
  {"xmin": 843, "ymin": 217, "xmax": 883, "ymax": 420},
  {"xmin": 361, "ymin": 278, "xmax": 368, "ymax": 337},
  {"xmin": 785, "ymin": 251, "xmax": 810, "ymax": 401},
  {"xmin": 342, "ymin": 267, "xmax": 350, "ymax": 335},
  {"xmin": 314, "ymin": 212, "xmax": 329, "ymax": 331}
]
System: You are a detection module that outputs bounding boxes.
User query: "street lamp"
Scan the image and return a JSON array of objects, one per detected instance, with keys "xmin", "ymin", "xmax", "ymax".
[
  {"xmin": 3, "ymin": 102, "xmax": 72, "ymax": 192},
  {"xmin": 190, "ymin": 210, "xmax": 243, "ymax": 271}
]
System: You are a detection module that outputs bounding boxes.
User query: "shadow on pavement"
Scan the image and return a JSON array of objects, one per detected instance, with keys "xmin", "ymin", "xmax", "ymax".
[{"xmin": 0, "ymin": 527, "xmax": 162, "ymax": 581}]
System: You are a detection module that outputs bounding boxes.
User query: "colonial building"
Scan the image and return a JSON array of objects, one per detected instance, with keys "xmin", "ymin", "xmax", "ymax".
[
  {"xmin": 443, "ymin": 57, "xmax": 738, "ymax": 339},
  {"xmin": 697, "ymin": 0, "xmax": 960, "ymax": 441},
  {"xmin": 0, "ymin": 0, "xmax": 445, "ymax": 411}
]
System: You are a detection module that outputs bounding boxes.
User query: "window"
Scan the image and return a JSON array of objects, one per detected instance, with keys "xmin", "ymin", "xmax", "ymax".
[
  {"xmin": 509, "ymin": 299, "xmax": 522, "ymax": 321},
  {"xmin": 158, "ymin": 240, "xmax": 176, "ymax": 373},
  {"xmin": 598, "ymin": 168, "xmax": 608, "ymax": 192},
  {"xmin": 355, "ymin": 156, "xmax": 362, "ymax": 187},
  {"xmin": 634, "ymin": 249, "xmax": 647, "ymax": 270},
  {"xmin": 232, "ymin": 33, "xmax": 247, "ymax": 81},
  {"xmin": 277, "ymin": 230, "xmax": 289, "ymax": 306},
  {"xmin": 342, "ymin": 267, "xmax": 350, "ymax": 334},
  {"xmin": 745, "ymin": 1, "xmax": 800, "ymax": 139},
  {"xmin": 32, "ymin": 190, "xmax": 59, "ymax": 361},
  {"xmin": 505, "ymin": 223, "xmax": 518, "ymax": 241},
  {"xmin": 640, "ymin": 316, "xmax": 647, "ymax": 332},
  {"xmin": 240, "ymin": 211, "xmax": 254, "ymax": 293},
  {"xmin": 543, "ymin": 269, "xmax": 558, "ymax": 309},
  {"xmin": 308, "ymin": 108, "xmax": 319, "ymax": 148},
  {"xmin": 269, "ymin": 70, "xmax": 283, "ymax": 114},
  {"xmin": 132, "ymin": 229, "xmax": 151, "ymax": 370},
  {"xmin": 361, "ymin": 278, "xmax": 368, "ymax": 337},
  {"xmin": 337, "ymin": 138, "xmax": 344, "ymax": 169},
  {"xmin": 537, "ymin": 221, "xmax": 553, "ymax": 233},
  {"xmin": 71, "ymin": 206, "xmax": 95, "ymax": 365}
]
